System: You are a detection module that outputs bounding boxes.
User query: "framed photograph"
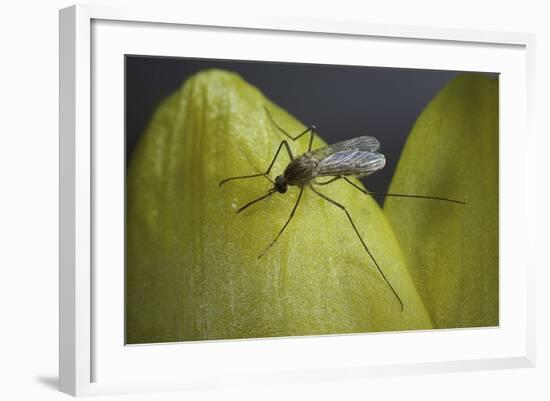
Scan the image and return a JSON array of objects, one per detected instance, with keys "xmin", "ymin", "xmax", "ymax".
[{"xmin": 59, "ymin": 4, "xmax": 536, "ymax": 396}]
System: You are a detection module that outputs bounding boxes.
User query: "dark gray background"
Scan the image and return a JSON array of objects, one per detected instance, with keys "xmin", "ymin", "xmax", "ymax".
[{"xmin": 125, "ymin": 56, "xmax": 492, "ymax": 199}]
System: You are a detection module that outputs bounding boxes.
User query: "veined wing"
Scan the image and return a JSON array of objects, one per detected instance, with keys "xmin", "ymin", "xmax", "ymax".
[
  {"xmin": 307, "ymin": 136, "xmax": 384, "ymax": 177},
  {"xmin": 309, "ymin": 136, "xmax": 380, "ymax": 161},
  {"xmin": 315, "ymin": 149, "xmax": 386, "ymax": 177}
]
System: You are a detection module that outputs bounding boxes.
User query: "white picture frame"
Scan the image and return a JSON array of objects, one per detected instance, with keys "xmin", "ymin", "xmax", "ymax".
[{"xmin": 59, "ymin": 3, "xmax": 536, "ymax": 397}]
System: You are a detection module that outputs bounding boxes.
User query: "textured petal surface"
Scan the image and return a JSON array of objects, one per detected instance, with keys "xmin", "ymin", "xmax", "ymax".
[{"xmin": 384, "ymin": 74, "xmax": 499, "ymax": 329}]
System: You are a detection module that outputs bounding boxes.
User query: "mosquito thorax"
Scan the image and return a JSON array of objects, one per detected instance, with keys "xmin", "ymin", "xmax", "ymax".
[
  {"xmin": 274, "ymin": 175, "xmax": 288, "ymax": 193},
  {"xmin": 283, "ymin": 155, "xmax": 318, "ymax": 187}
]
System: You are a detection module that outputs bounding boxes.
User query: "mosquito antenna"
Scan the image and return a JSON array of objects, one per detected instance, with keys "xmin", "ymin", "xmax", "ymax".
[
  {"xmin": 219, "ymin": 142, "xmax": 279, "ymax": 187},
  {"xmin": 342, "ymin": 177, "xmax": 466, "ymax": 205},
  {"xmin": 218, "ymin": 157, "xmax": 274, "ymax": 187},
  {"xmin": 236, "ymin": 190, "xmax": 275, "ymax": 214},
  {"xmin": 242, "ymin": 151, "xmax": 274, "ymax": 185}
]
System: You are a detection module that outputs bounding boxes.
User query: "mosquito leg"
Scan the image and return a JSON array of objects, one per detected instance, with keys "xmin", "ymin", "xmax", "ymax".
[
  {"xmin": 306, "ymin": 126, "xmax": 316, "ymax": 152},
  {"xmin": 219, "ymin": 172, "xmax": 268, "ymax": 187},
  {"xmin": 262, "ymin": 140, "xmax": 294, "ymax": 172},
  {"xmin": 264, "ymin": 106, "xmax": 316, "ymax": 150},
  {"xmin": 281, "ymin": 140, "xmax": 295, "ymax": 161},
  {"xmin": 315, "ymin": 176, "xmax": 342, "ymax": 186},
  {"xmin": 309, "ymin": 185, "xmax": 404, "ymax": 311},
  {"xmin": 257, "ymin": 187, "xmax": 304, "ymax": 259},
  {"xmin": 219, "ymin": 140, "xmax": 294, "ymax": 187},
  {"xmin": 236, "ymin": 191, "xmax": 275, "ymax": 214},
  {"xmin": 341, "ymin": 177, "xmax": 465, "ymax": 205}
]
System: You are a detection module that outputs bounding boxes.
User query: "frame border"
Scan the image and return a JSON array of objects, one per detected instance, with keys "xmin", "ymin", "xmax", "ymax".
[{"xmin": 59, "ymin": 3, "xmax": 536, "ymax": 396}]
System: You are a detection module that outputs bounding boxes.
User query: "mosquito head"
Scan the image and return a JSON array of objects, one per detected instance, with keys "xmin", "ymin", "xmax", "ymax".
[{"xmin": 274, "ymin": 175, "xmax": 288, "ymax": 193}]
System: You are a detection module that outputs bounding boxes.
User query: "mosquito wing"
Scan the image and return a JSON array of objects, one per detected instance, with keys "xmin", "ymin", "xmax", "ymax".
[
  {"xmin": 309, "ymin": 136, "xmax": 385, "ymax": 177},
  {"xmin": 311, "ymin": 136, "xmax": 380, "ymax": 159}
]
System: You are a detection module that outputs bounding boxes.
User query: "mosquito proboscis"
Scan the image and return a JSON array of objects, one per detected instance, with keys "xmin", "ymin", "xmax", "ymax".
[{"xmin": 219, "ymin": 107, "xmax": 466, "ymax": 312}]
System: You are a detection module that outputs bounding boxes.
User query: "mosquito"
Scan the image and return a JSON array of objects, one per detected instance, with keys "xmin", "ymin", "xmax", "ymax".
[{"xmin": 219, "ymin": 107, "xmax": 465, "ymax": 311}]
